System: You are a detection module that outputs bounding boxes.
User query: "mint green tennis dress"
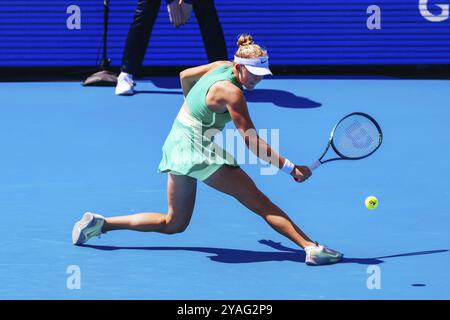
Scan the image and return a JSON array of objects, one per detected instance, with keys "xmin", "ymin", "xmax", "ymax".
[{"xmin": 158, "ymin": 65, "xmax": 242, "ymax": 180}]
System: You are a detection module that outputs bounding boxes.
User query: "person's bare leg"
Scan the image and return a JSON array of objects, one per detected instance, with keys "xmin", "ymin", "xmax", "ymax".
[
  {"xmin": 102, "ymin": 174, "xmax": 197, "ymax": 234},
  {"xmin": 204, "ymin": 166, "xmax": 315, "ymax": 249}
]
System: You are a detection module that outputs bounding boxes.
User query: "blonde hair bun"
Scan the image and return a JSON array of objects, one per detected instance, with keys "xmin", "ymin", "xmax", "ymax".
[
  {"xmin": 237, "ymin": 34, "xmax": 254, "ymax": 48},
  {"xmin": 235, "ymin": 33, "xmax": 267, "ymax": 59}
]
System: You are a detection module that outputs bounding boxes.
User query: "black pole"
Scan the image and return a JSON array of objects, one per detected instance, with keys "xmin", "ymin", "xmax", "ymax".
[
  {"xmin": 83, "ymin": 0, "xmax": 117, "ymax": 86},
  {"xmin": 101, "ymin": 0, "xmax": 111, "ymax": 70}
]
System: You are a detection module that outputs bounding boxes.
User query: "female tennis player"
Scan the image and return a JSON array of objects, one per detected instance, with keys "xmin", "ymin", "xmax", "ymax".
[{"xmin": 72, "ymin": 34, "xmax": 343, "ymax": 266}]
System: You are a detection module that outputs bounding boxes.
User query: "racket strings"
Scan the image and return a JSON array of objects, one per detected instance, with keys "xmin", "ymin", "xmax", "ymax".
[{"xmin": 332, "ymin": 115, "xmax": 381, "ymax": 159}]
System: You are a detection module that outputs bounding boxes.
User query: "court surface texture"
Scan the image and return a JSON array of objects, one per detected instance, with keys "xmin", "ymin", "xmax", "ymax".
[{"xmin": 1, "ymin": 76, "xmax": 449, "ymax": 299}]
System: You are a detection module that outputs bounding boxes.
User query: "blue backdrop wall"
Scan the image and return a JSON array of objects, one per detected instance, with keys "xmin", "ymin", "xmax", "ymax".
[{"xmin": 1, "ymin": 0, "xmax": 449, "ymax": 67}]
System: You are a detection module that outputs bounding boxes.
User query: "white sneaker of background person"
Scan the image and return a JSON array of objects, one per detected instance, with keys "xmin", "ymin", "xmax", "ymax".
[{"xmin": 115, "ymin": 72, "xmax": 135, "ymax": 95}]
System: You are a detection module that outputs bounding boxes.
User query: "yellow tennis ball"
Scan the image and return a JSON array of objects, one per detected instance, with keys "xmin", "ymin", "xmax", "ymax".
[{"xmin": 365, "ymin": 196, "xmax": 378, "ymax": 210}]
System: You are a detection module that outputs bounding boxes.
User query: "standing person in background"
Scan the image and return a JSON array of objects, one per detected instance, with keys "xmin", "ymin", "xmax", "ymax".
[{"xmin": 116, "ymin": 0, "xmax": 228, "ymax": 95}]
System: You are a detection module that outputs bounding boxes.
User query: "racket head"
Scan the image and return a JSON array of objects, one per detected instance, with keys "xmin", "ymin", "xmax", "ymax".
[{"xmin": 329, "ymin": 112, "xmax": 383, "ymax": 160}]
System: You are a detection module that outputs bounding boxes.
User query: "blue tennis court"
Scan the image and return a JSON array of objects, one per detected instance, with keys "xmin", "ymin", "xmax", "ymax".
[{"xmin": 1, "ymin": 76, "xmax": 449, "ymax": 299}]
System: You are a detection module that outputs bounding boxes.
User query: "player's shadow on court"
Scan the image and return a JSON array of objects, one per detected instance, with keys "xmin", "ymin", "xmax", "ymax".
[
  {"xmin": 244, "ymin": 90, "xmax": 321, "ymax": 109},
  {"xmin": 149, "ymin": 77, "xmax": 181, "ymax": 89},
  {"xmin": 133, "ymin": 90, "xmax": 183, "ymax": 95},
  {"xmin": 133, "ymin": 88, "xmax": 321, "ymax": 109},
  {"xmin": 140, "ymin": 78, "xmax": 321, "ymax": 109},
  {"xmin": 81, "ymin": 240, "xmax": 448, "ymax": 266}
]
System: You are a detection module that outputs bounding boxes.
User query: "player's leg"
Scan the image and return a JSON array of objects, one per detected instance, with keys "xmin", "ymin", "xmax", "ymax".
[
  {"xmin": 203, "ymin": 165, "xmax": 315, "ymax": 248},
  {"xmin": 73, "ymin": 173, "xmax": 197, "ymax": 245},
  {"xmin": 103, "ymin": 173, "xmax": 197, "ymax": 234}
]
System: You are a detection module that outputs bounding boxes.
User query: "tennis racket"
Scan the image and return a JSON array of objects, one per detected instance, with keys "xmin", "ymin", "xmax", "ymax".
[{"xmin": 308, "ymin": 112, "xmax": 383, "ymax": 172}]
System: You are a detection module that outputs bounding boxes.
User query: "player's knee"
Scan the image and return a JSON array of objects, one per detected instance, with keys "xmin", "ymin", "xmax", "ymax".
[
  {"xmin": 164, "ymin": 215, "xmax": 189, "ymax": 234},
  {"xmin": 165, "ymin": 224, "xmax": 188, "ymax": 234}
]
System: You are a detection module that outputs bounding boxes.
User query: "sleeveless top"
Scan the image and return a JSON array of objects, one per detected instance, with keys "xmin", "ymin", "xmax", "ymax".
[
  {"xmin": 178, "ymin": 64, "xmax": 242, "ymax": 132},
  {"xmin": 158, "ymin": 64, "xmax": 242, "ymax": 180}
]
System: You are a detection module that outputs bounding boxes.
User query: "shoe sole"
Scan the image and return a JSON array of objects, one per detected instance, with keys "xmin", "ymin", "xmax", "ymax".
[
  {"xmin": 72, "ymin": 212, "xmax": 94, "ymax": 245},
  {"xmin": 115, "ymin": 91, "xmax": 134, "ymax": 96},
  {"xmin": 305, "ymin": 254, "xmax": 344, "ymax": 266},
  {"xmin": 115, "ymin": 86, "xmax": 134, "ymax": 96}
]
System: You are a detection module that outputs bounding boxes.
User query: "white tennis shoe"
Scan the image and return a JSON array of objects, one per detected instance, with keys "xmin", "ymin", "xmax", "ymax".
[
  {"xmin": 72, "ymin": 212, "xmax": 106, "ymax": 245},
  {"xmin": 305, "ymin": 242, "xmax": 343, "ymax": 266},
  {"xmin": 115, "ymin": 72, "xmax": 135, "ymax": 95}
]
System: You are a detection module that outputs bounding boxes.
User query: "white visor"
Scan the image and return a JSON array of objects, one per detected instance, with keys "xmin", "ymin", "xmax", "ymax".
[{"xmin": 234, "ymin": 56, "xmax": 273, "ymax": 76}]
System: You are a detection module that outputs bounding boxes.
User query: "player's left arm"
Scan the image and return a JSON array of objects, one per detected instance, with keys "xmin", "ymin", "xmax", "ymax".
[
  {"xmin": 221, "ymin": 83, "xmax": 311, "ymax": 181},
  {"xmin": 221, "ymin": 84, "xmax": 285, "ymax": 169},
  {"xmin": 180, "ymin": 61, "xmax": 231, "ymax": 97}
]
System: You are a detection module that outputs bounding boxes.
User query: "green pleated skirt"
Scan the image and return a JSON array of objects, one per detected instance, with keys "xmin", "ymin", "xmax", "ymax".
[{"xmin": 158, "ymin": 119, "xmax": 239, "ymax": 181}]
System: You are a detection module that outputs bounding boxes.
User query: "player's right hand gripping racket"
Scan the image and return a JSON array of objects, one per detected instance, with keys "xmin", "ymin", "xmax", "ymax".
[{"xmin": 309, "ymin": 112, "xmax": 383, "ymax": 172}]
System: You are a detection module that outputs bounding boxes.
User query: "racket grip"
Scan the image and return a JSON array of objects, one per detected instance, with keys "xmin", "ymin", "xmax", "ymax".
[{"xmin": 308, "ymin": 160, "xmax": 321, "ymax": 172}]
